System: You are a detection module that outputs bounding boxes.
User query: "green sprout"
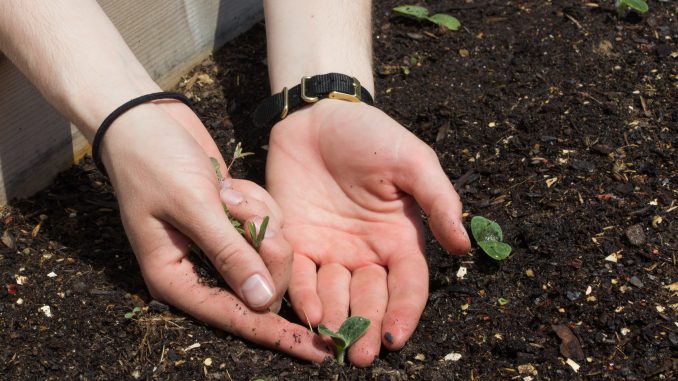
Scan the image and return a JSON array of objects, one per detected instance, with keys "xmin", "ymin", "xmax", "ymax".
[
  {"xmin": 247, "ymin": 216, "xmax": 269, "ymax": 251},
  {"xmin": 470, "ymin": 216, "xmax": 512, "ymax": 260},
  {"xmin": 318, "ymin": 316, "xmax": 371, "ymax": 364},
  {"xmin": 124, "ymin": 306, "xmax": 142, "ymax": 319},
  {"xmin": 615, "ymin": 0, "xmax": 648, "ymax": 18},
  {"xmin": 393, "ymin": 5, "xmax": 461, "ymax": 31}
]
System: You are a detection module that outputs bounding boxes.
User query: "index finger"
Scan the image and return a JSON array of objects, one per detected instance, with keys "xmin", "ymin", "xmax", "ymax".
[{"xmin": 394, "ymin": 137, "xmax": 471, "ymax": 255}]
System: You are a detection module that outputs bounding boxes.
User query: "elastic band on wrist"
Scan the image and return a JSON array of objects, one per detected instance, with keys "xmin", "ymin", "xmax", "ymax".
[{"xmin": 92, "ymin": 92, "xmax": 191, "ymax": 177}]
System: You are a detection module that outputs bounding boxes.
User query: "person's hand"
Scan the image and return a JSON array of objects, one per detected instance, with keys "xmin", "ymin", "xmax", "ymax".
[
  {"xmin": 266, "ymin": 99, "xmax": 471, "ymax": 366},
  {"xmin": 99, "ymin": 100, "xmax": 331, "ymax": 362}
]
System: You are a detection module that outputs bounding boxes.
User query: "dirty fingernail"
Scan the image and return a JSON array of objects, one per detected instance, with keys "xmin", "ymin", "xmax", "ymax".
[
  {"xmin": 241, "ymin": 274, "xmax": 274, "ymax": 308},
  {"xmin": 252, "ymin": 215, "xmax": 275, "ymax": 238},
  {"xmin": 220, "ymin": 189, "xmax": 244, "ymax": 205}
]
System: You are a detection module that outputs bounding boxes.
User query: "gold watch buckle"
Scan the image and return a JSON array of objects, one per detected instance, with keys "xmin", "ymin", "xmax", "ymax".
[
  {"xmin": 280, "ymin": 87, "xmax": 289, "ymax": 119},
  {"xmin": 300, "ymin": 75, "xmax": 362, "ymax": 104},
  {"xmin": 300, "ymin": 76, "xmax": 319, "ymax": 103},
  {"xmin": 328, "ymin": 77, "xmax": 362, "ymax": 102}
]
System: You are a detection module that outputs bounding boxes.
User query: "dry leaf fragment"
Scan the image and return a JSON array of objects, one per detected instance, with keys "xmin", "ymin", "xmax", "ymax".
[
  {"xmin": 551, "ymin": 324, "xmax": 585, "ymax": 360},
  {"xmin": 1, "ymin": 230, "xmax": 16, "ymax": 250},
  {"xmin": 31, "ymin": 223, "xmax": 42, "ymax": 238},
  {"xmin": 436, "ymin": 121, "xmax": 450, "ymax": 143},
  {"xmin": 196, "ymin": 73, "xmax": 214, "ymax": 85}
]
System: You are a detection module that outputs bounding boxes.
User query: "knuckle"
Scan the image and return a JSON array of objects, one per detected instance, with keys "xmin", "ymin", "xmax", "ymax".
[{"xmin": 212, "ymin": 240, "xmax": 249, "ymax": 275}]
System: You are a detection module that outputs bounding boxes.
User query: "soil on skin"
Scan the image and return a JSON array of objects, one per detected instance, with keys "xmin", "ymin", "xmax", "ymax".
[{"xmin": 1, "ymin": 1, "xmax": 676, "ymax": 380}]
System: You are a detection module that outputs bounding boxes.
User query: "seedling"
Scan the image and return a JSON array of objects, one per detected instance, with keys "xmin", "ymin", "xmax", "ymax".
[
  {"xmin": 124, "ymin": 306, "xmax": 142, "ymax": 319},
  {"xmin": 393, "ymin": 5, "xmax": 460, "ymax": 31},
  {"xmin": 247, "ymin": 216, "xmax": 269, "ymax": 251},
  {"xmin": 318, "ymin": 316, "xmax": 370, "ymax": 364},
  {"xmin": 470, "ymin": 216, "xmax": 512, "ymax": 260},
  {"xmin": 615, "ymin": 0, "xmax": 648, "ymax": 18},
  {"xmin": 210, "ymin": 144, "xmax": 269, "ymax": 245},
  {"xmin": 227, "ymin": 142, "xmax": 254, "ymax": 172}
]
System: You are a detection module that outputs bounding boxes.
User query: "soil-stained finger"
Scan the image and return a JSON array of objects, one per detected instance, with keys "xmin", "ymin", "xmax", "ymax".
[
  {"xmin": 134, "ymin": 224, "xmax": 331, "ymax": 362},
  {"xmin": 382, "ymin": 250, "xmax": 429, "ymax": 350}
]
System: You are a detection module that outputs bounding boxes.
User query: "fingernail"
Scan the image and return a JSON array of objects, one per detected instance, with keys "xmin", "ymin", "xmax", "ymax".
[
  {"xmin": 220, "ymin": 189, "xmax": 244, "ymax": 205},
  {"xmin": 241, "ymin": 274, "xmax": 274, "ymax": 308},
  {"xmin": 252, "ymin": 216, "xmax": 275, "ymax": 238}
]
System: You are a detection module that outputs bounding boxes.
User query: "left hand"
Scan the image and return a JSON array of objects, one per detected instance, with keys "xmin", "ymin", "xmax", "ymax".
[{"xmin": 266, "ymin": 99, "xmax": 471, "ymax": 366}]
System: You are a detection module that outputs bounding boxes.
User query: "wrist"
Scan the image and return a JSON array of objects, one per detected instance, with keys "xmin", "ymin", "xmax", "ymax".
[
  {"xmin": 65, "ymin": 72, "xmax": 162, "ymax": 142},
  {"xmin": 254, "ymin": 73, "xmax": 374, "ymax": 130}
]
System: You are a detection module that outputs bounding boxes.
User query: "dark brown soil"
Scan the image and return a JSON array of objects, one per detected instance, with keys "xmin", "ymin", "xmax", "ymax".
[{"xmin": 2, "ymin": 1, "xmax": 676, "ymax": 380}]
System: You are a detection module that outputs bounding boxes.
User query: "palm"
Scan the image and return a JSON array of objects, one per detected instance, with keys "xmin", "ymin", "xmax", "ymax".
[{"xmin": 267, "ymin": 100, "xmax": 470, "ymax": 366}]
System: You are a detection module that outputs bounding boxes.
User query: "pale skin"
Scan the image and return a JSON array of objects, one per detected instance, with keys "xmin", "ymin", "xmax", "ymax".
[
  {"xmin": 0, "ymin": 0, "xmax": 471, "ymax": 366},
  {"xmin": 265, "ymin": 0, "xmax": 471, "ymax": 366},
  {"xmin": 0, "ymin": 0, "xmax": 329, "ymax": 362}
]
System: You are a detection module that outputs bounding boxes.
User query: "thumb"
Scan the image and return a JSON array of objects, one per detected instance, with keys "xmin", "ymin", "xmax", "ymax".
[
  {"xmin": 169, "ymin": 186, "xmax": 278, "ymax": 310},
  {"xmin": 395, "ymin": 140, "xmax": 471, "ymax": 255}
]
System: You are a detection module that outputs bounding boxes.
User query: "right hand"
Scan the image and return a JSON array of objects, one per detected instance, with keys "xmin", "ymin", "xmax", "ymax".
[{"xmin": 99, "ymin": 100, "xmax": 331, "ymax": 362}]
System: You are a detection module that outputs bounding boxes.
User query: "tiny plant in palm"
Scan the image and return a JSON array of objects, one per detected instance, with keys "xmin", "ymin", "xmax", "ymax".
[
  {"xmin": 393, "ymin": 5, "xmax": 461, "ymax": 31},
  {"xmin": 470, "ymin": 216, "xmax": 512, "ymax": 260},
  {"xmin": 318, "ymin": 316, "xmax": 370, "ymax": 365},
  {"xmin": 615, "ymin": 0, "xmax": 648, "ymax": 18}
]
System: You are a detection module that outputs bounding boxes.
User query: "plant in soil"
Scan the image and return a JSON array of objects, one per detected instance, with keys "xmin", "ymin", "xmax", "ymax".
[
  {"xmin": 124, "ymin": 306, "xmax": 142, "ymax": 319},
  {"xmin": 393, "ymin": 5, "xmax": 460, "ymax": 31},
  {"xmin": 470, "ymin": 216, "xmax": 512, "ymax": 260},
  {"xmin": 317, "ymin": 316, "xmax": 370, "ymax": 365},
  {"xmin": 614, "ymin": 0, "xmax": 649, "ymax": 18}
]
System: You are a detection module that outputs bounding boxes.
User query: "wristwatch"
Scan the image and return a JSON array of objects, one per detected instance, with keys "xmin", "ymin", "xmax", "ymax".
[{"xmin": 252, "ymin": 72, "xmax": 374, "ymax": 129}]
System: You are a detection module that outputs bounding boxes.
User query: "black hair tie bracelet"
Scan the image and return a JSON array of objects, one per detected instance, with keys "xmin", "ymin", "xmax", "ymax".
[{"xmin": 91, "ymin": 92, "xmax": 191, "ymax": 177}]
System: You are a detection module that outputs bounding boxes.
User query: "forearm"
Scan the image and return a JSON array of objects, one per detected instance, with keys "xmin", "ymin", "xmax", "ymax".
[
  {"xmin": 0, "ymin": 0, "xmax": 160, "ymax": 141},
  {"xmin": 263, "ymin": 0, "xmax": 374, "ymax": 95}
]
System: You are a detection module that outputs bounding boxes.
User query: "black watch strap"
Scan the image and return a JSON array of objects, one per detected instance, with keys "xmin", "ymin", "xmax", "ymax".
[{"xmin": 253, "ymin": 73, "xmax": 374, "ymax": 129}]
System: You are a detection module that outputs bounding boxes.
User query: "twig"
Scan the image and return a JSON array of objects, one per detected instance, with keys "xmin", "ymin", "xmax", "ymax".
[{"xmin": 564, "ymin": 13, "xmax": 583, "ymax": 29}]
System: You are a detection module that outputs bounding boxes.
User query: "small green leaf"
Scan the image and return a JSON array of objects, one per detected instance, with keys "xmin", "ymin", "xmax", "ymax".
[
  {"xmin": 318, "ymin": 317, "xmax": 370, "ymax": 364},
  {"xmin": 471, "ymin": 216, "xmax": 503, "ymax": 242},
  {"xmin": 210, "ymin": 157, "xmax": 224, "ymax": 182},
  {"xmin": 393, "ymin": 5, "xmax": 429, "ymax": 20},
  {"xmin": 497, "ymin": 297, "xmax": 509, "ymax": 306},
  {"xmin": 132, "ymin": 306, "xmax": 141, "ymax": 313},
  {"xmin": 478, "ymin": 240, "xmax": 512, "ymax": 260},
  {"xmin": 618, "ymin": 0, "xmax": 648, "ymax": 13},
  {"xmin": 247, "ymin": 221, "xmax": 257, "ymax": 245},
  {"xmin": 233, "ymin": 142, "xmax": 255, "ymax": 160},
  {"xmin": 427, "ymin": 13, "xmax": 461, "ymax": 31},
  {"xmin": 124, "ymin": 312, "xmax": 134, "ymax": 319},
  {"xmin": 255, "ymin": 216, "xmax": 269, "ymax": 249},
  {"xmin": 337, "ymin": 316, "xmax": 370, "ymax": 344}
]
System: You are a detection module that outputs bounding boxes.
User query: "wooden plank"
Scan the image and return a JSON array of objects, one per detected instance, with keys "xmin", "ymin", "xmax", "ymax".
[{"xmin": 0, "ymin": 0, "xmax": 261, "ymax": 206}]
